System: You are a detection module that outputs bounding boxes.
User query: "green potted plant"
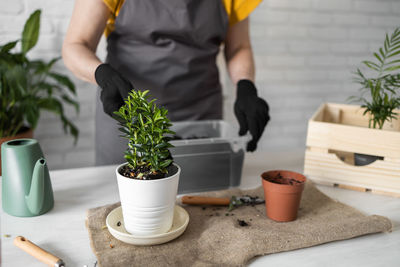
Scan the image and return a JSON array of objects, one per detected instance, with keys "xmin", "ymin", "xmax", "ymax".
[
  {"xmin": 114, "ymin": 90, "xmax": 180, "ymax": 236},
  {"xmin": 350, "ymin": 27, "xmax": 400, "ymax": 165},
  {"xmin": 0, "ymin": 9, "xmax": 79, "ymax": 173}
]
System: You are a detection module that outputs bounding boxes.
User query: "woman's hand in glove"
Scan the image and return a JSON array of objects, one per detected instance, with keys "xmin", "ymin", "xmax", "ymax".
[
  {"xmin": 234, "ymin": 79, "xmax": 270, "ymax": 152},
  {"xmin": 95, "ymin": 63, "xmax": 133, "ymax": 117}
]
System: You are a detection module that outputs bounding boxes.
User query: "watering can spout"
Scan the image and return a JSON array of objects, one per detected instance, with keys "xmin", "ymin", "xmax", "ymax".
[{"xmin": 25, "ymin": 158, "xmax": 46, "ymax": 215}]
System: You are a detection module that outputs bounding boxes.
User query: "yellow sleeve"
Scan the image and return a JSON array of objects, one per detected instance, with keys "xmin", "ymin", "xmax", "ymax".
[
  {"xmin": 222, "ymin": 0, "xmax": 263, "ymax": 26},
  {"xmin": 103, "ymin": 0, "xmax": 125, "ymax": 37}
]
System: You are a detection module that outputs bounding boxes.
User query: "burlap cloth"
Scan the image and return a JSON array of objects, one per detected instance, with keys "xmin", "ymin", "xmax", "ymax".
[{"xmin": 86, "ymin": 182, "xmax": 391, "ymax": 267}]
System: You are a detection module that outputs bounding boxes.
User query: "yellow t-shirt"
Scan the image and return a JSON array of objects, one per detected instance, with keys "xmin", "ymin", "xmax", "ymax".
[{"xmin": 103, "ymin": 0, "xmax": 263, "ymax": 37}]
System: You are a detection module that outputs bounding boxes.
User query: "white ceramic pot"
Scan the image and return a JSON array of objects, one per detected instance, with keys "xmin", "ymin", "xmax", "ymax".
[{"xmin": 116, "ymin": 163, "xmax": 180, "ymax": 236}]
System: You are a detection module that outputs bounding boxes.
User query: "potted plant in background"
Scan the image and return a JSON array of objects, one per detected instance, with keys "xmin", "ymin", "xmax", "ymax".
[
  {"xmin": 261, "ymin": 170, "xmax": 306, "ymax": 222},
  {"xmin": 114, "ymin": 90, "xmax": 180, "ymax": 236},
  {"xmin": 304, "ymin": 27, "xmax": 400, "ymax": 197},
  {"xmin": 350, "ymin": 27, "xmax": 400, "ymax": 165},
  {"xmin": 0, "ymin": 9, "xmax": 79, "ymax": 174}
]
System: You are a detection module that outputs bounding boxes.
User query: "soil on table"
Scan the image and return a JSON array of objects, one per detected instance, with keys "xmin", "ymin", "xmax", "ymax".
[
  {"xmin": 237, "ymin": 219, "xmax": 249, "ymax": 227},
  {"xmin": 265, "ymin": 173, "xmax": 303, "ymax": 186},
  {"xmin": 119, "ymin": 164, "xmax": 178, "ymax": 180}
]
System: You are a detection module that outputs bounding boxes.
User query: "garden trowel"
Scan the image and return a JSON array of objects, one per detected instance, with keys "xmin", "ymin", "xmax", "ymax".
[
  {"xmin": 14, "ymin": 236, "xmax": 65, "ymax": 266},
  {"xmin": 181, "ymin": 195, "xmax": 264, "ymax": 211},
  {"xmin": 14, "ymin": 236, "xmax": 98, "ymax": 267}
]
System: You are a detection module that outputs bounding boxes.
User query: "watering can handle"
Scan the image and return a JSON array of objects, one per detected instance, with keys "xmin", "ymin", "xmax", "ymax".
[{"xmin": 25, "ymin": 158, "xmax": 46, "ymax": 215}]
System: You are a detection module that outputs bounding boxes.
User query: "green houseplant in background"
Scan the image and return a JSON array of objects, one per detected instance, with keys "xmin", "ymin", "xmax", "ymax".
[
  {"xmin": 351, "ymin": 27, "xmax": 400, "ymax": 165},
  {"xmin": 0, "ymin": 9, "xmax": 79, "ymax": 142}
]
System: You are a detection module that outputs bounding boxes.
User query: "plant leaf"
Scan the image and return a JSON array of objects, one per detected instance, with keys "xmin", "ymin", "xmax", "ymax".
[
  {"xmin": 31, "ymin": 57, "xmax": 59, "ymax": 75},
  {"xmin": 373, "ymin": 52, "xmax": 383, "ymax": 63},
  {"xmin": 384, "ymin": 33, "xmax": 389, "ymax": 52},
  {"xmin": 0, "ymin": 40, "xmax": 18, "ymax": 53},
  {"xmin": 37, "ymin": 98, "xmax": 62, "ymax": 114},
  {"xmin": 386, "ymin": 59, "xmax": 400, "ymax": 66},
  {"xmin": 21, "ymin": 9, "xmax": 41, "ymax": 54},
  {"xmin": 384, "ymin": 66, "xmax": 400, "ymax": 72},
  {"xmin": 388, "ymin": 50, "xmax": 400, "ymax": 58},
  {"xmin": 61, "ymin": 94, "xmax": 80, "ymax": 113},
  {"xmin": 362, "ymin": 60, "xmax": 380, "ymax": 71},
  {"xmin": 49, "ymin": 72, "xmax": 76, "ymax": 94}
]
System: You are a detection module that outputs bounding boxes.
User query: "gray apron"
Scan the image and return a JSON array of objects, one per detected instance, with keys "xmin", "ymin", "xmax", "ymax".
[{"xmin": 95, "ymin": 0, "xmax": 229, "ymax": 165}]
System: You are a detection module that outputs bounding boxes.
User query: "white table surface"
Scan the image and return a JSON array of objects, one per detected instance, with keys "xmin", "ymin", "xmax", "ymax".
[{"xmin": 1, "ymin": 151, "xmax": 399, "ymax": 267}]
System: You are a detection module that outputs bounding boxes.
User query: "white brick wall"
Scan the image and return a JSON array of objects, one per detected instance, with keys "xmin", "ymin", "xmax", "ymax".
[
  {"xmin": 0, "ymin": 0, "xmax": 102, "ymax": 169},
  {"xmin": 1, "ymin": 0, "xmax": 399, "ymax": 170},
  {"xmin": 235, "ymin": 0, "xmax": 400, "ymax": 152}
]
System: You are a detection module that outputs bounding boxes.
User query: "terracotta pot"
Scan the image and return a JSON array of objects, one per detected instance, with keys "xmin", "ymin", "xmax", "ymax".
[
  {"xmin": 261, "ymin": 170, "xmax": 306, "ymax": 222},
  {"xmin": 0, "ymin": 127, "xmax": 33, "ymax": 175}
]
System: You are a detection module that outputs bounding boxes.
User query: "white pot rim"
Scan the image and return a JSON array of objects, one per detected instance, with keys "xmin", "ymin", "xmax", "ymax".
[{"xmin": 116, "ymin": 162, "xmax": 181, "ymax": 182}]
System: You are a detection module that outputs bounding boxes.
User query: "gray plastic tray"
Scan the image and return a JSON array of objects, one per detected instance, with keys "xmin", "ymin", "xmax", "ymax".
[{"xmin": 170, "ymin": 120, "xmax": 249, "ymax": 193}]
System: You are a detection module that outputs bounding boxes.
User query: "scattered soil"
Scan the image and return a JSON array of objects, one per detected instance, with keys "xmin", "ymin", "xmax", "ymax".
[
  {"xmin": 265, "ymin": 173, "xmax": 303, "ymax": 186},
  {"xmin": 237, "ymin": 219, "xmax": 249, "ymax": 227},
  {"xmin": 119, "ymin": 164, "xmax": 177, "ymax": 180},
  {"xmin": 206, "ymin": 212, "xmax": 223, "ymax": 217},
  {"xmin": 241, "ymin": 195, "xmax": 264, "ymax": 206}
]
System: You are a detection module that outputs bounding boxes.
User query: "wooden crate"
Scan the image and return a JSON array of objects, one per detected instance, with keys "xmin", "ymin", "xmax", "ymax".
[{"xmin": 304, "ymin": 103, "xmax": 400, "ymax": 197}]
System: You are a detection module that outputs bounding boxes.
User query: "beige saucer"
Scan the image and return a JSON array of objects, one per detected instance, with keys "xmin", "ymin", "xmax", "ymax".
[{"xmin": 106, "ymin": 205, "xmax": 189, "ymax": 246}]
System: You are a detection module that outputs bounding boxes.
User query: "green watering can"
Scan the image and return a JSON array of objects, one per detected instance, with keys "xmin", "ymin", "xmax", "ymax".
[{"xmin": 1, "ymin": 139, "xmax": 54, "ymax": 217}]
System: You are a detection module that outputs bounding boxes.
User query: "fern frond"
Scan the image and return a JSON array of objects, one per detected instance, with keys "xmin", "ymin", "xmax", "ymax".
[{"xmin": 350, "ymin": 27, "xmax": 400, "ymax": 129}]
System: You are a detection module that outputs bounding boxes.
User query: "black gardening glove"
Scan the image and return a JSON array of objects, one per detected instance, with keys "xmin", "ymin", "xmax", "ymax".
[
  {"xmin": 95, "ymin": 63, "xmax": 133, "ymax": 117},
  {"xmin": 234, "ymin": 80, "xmax": 270, "ymax": 152}
]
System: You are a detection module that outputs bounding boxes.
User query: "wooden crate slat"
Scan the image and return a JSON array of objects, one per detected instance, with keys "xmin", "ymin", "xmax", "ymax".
[
  {"xmin": 305, "ymin": 149, "xmax": 400, "ymax": 184},
  {"xmin": 304, "ymin": 149, "xmax": 400, "ymax": 193},
  {"xmin": 316, "ymin": 103, "xmax": 400, "ymax": 131},
  {"xmin": 310, "ymin": 176, "xmax": 400, "ymax": 196},
  {"xmin": 307, "ymin": 121, "xmax": 400, "ymax": 158}
]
